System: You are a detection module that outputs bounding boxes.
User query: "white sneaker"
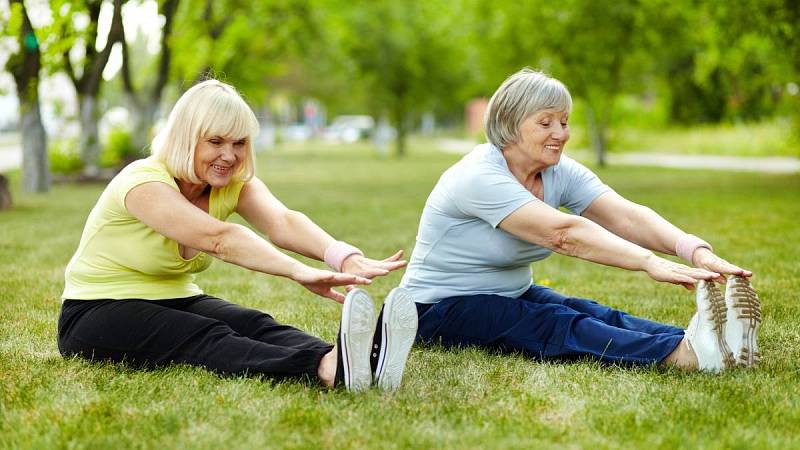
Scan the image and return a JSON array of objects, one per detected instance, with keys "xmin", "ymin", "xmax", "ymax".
[
  {"xmin": 335, "ymin": 288, "xmax": 377, "ymax": 392},
  {"xmin": 724, "ymin": 275, "xmax": 761, "ymax": 367},
  {"xmin": 370, "ymin": 287, "xmax": 418, "ymax": 392},
  {"xmin": 685, "ymin": 280, "xmax": 735, "ymax": 372}
]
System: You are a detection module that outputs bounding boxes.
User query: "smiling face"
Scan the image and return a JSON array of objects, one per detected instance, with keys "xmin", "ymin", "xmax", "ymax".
[
  {"xmin": 513, "ymin": 109, "xmax": 570, "ymax": 169},
  {"xmin": 192, "ymin": 135, "xmax": 248, "ymax": 188}
]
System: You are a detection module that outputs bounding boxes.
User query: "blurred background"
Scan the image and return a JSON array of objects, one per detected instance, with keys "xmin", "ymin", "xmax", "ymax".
[{"xmin": 0, "ymin": 0, "xmax": 798, "ymax": 196}]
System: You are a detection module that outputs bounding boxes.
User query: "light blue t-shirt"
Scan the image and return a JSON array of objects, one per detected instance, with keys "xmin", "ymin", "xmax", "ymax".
[{"xmin": 400, "ymin": 143, "xmax": 612, "ymax": 304}]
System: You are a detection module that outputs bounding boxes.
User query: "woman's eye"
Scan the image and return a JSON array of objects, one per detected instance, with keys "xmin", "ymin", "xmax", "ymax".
[{"xmin": 540, "ymin": 122, "xmax": 550, "ymax": 127}]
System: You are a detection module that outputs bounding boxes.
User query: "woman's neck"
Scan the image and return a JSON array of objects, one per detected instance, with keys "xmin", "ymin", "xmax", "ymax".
[
  {"xmin": 176, "ymin": 179, "xmax": 209, "ymax": 203},
  {"xmin": 501, "ymin": 145, "xmax": 547, "ymax": 188}
]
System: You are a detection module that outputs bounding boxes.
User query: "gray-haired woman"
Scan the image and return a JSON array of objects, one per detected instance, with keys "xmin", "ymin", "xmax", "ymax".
[{"xmin": 400, "ymin": 68, "xmax": 760, "ymax": 371}]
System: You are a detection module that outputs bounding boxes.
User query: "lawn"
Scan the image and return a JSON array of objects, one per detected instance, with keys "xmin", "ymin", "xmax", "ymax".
[{"xmin": 1, "ymin": 145, "xmax": 799, "ymax": 449}]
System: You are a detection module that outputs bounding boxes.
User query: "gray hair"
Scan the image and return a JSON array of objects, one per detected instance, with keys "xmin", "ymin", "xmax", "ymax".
[{"xmin": 484, "ymin": 68, "xmax": 572, "ymax": 149}]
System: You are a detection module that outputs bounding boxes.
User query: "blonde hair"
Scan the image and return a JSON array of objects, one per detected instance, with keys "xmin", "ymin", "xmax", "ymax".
[
  {"xmin": 484, "ymin": 68, "xmax": 572, "ymax": 150},
  {"xmin": 151, "ymin": 79, "xmax": 259, "ymax": 184}
]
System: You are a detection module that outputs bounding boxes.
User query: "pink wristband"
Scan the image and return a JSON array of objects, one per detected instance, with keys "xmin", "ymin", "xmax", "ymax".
[
  {"xmin": 675, "ymin": 234, "xmax": 712, "ymax": 263},
  {"xmin": 324, "ymin": 241, "xmax": 363, "ymax": 272}
]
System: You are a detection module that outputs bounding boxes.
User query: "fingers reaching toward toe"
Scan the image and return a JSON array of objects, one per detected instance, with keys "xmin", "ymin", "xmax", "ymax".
[
  {"xmin": 693, "ymin": 249, "xmax": 753, "ymax": 279},
  {"xmin": 341, "ymin": 251, "xmax": 408, "ymax": 279}
]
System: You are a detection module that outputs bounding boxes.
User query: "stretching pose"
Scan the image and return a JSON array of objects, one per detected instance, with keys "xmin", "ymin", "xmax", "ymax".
[
  {"xmin": 401, "ymin": 69, "xmax": 761, "ymax": 371},
  {"xmin": 59, "ymin": 80, "xmax": 417, "ymax": 391}
]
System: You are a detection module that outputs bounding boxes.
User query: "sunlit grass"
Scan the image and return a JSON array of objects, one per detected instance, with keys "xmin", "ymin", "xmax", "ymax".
[
  {"xmin": 611, "ymin": 120, "xmax": 798, "ymax": 157},
  {"xmin": 2, "ymin": 146, "xmax": 799, "ymax": 449}
]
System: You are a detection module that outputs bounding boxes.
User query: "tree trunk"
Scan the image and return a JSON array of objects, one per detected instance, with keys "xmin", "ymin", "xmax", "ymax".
[
  {"xmin": 20, "ymin": 99, "xmax": 49, "ymax": 192},
  {"xmin": 6, "ymin": 0, "xmax": 49, "ymax": 193},
  {"xmin": 128, "ymin": 100, "xmax": 158, "ymax": 157},
  {"xmin": 62, "ymin": 0, "xmax": 124, "ymax": 177},
  {"xmin": 120, "ymin": 0, "xmax": 178, "ymax": 159},
  {"xmin": 395, "ymin": 124, "xmax": 407, "ymax": 157},
  {"xmin": 585, "ymin": 103, "xmax": 608, "ymax": 167},
  {"xmin": 0, "ymin": 175, "xmax": 12, "ymax": 210},
  {"xmin": 391, "ymin": 103, "xmax": 408, "ymax": 158},
  {"xmin": 79, "ymin": 95, "xmax": 101, "ymax": 176}
]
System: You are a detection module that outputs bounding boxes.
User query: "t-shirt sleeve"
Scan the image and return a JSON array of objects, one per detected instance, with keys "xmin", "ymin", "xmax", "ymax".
[
  {"xmin": 112, "ymin": 163, "xmax": 178, "ymax": 213},
  {"xmin": 450, "ymin": 164, "xmax": 536, "ymax": 228},
  {"xmin": 558, "ymin": 156, "xmax": 612, "ymax": 215}
]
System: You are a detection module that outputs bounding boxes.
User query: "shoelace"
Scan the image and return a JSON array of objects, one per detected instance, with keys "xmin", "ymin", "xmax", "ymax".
[
  {"xmin": 730, "ymin": 281, "xmax": 761, "ymax": 324},
  {"xmin": 706, "ymin": 283, "xmax": 727, "ymax": 332}
]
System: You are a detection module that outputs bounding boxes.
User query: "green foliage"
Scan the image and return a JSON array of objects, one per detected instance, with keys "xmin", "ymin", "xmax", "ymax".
[
  {"xmin": 2, "ymin": 147, "xmax": 799, "ymax": 448},
  {"xmin": 5, "ymin": 0, "xmax": 800, "ymax": 160},
  {"xmin": 170, "ymin": 0, "xmax": 316, "ymax": 101},
  {"xmin": 308, "ymin": 0, "xmax": 470, "ymax": 155},
  {"xmin": 48, "ymin": 138, "xmax": 83, "ymax": 174},
  {"xmin": 100, "ymin": 127, "xmax": 136, "ymax": 168}
]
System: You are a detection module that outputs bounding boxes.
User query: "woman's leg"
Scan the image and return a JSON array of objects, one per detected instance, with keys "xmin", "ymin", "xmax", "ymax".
[
  {"xmin": 519, "ymin": 285, "xmax": 685, "ymax": 336},
  {"xmin": 416, "ymin": 293, "xmax": 683, "ymax": 366},
  {"xmin": 178, "ymin": 295, "xmax": 332, "ymax": 351},
  {"xmin": 58, "ymin": 299, "xmax": 332, "ymax": 379}
]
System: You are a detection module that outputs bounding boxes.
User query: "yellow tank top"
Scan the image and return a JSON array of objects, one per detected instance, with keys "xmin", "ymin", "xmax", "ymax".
[{"xmin": 62, "ymin": 156, "xmax": 244, "ymax": 300}]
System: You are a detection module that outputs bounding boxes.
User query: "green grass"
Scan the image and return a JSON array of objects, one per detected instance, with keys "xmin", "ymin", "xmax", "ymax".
[
  {"xmin": 610, "ymin": 120, "xmax": 798, "ymax": 157},
  {"xmin": 2, "ymin": 146, "xmax": 800, "ymax": 449}
]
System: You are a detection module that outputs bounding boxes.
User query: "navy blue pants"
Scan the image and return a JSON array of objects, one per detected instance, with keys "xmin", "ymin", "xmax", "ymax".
[{"xmin": 415, "ymin": 285, "xmax": 685, "ymax": 366}]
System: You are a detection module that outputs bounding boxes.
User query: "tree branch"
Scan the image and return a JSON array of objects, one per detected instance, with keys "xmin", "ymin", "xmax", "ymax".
[
  {"xmin": 7, "ymin": 0, "xmax": 41, "ymax": 97},
  {"xmin": 151, "ymin": 0, "xmax": 179, "ymax": 102},
  {"xmin": 63, "ymin": 49, "xmax": 78, "ymax": 88},
  {"xmin": 85, "ymin": 0, "xmax": 125, "ymax": 96}
]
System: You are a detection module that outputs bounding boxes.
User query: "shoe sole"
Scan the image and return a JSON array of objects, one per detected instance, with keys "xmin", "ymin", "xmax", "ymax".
[
  {"xmin": 375, "ymin": 288, "xmax": 418, "ymax": 392},
  {"xmin": 727, "ymin": 276, "xmax": 761, "ymax": 367},
  {"xmin": 341, "ymin": 289, "xmax": 377, "ymax": 392},
  {"xmin": 701, "ymin": 281, "xmax": 736, "ymax": 369}
]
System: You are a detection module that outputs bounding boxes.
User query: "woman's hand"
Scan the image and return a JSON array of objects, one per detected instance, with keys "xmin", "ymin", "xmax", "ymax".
[
  {"xmin": 643, "ymin": 254, "xmax": 720, "ymax": 290},
  {"xmin": 341, "ymin": 250, "xmax": 407, "ymax": 279},
  {"xmin": 292, "ymin": 266, "xmax": 372, "ymax": 303},
  {"xmin": 692, "ymin": 248, "xmax": 752, "ymax": 283}
]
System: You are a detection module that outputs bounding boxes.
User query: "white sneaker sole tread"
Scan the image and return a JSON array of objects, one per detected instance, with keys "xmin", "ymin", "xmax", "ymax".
[
  {"xmin": 702, "ymin": 280, "xmax": 736, "ymax": 370},
  {"xmin": 341, "ymin": 289, "xmax": 376, "ymax": 392},
  {"xmin": 375, "ymin": 288, "xmax": 418, "ymax": 392},
  {"xmin": 727, "ymin": 276, "xmax": 761, "ymax": 366}
]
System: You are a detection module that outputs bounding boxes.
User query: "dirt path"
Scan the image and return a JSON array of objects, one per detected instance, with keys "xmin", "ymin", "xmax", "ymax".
[{"xmin": 437, "ymin": 139, "xmax": 800, "ymax": 174}]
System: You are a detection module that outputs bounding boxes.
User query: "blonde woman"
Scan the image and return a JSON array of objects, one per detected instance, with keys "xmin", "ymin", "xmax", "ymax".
[{"xmin": 58, "ymin": 80, "xmax": 417, "ymax": 391}]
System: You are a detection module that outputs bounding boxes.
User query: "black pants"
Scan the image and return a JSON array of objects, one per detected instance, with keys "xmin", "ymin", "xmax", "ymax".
[{"xmin": 58, "ymin": 295, "xmax": 334, "ymax": 379}]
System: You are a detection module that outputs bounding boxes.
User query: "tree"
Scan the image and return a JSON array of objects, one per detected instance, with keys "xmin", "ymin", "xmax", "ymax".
[
  {"xmin": 327, "ymin": 0, "xmax": 467, "ymax": 156},
  {"xmin": 546, "ymin": 0, "xmax": 646, "ymax": 166},
  {"xmin": 5, "ymin": 0, "xmax": 49, "ymax": 193},
  {"xmin": 170, "ymin": 0, "xmax": 314, "ymax": 101},
  {"xmin": 468, "ymin": 0, "xmax": 647, "ymax": 166},
  {"xmin": 56, "ymin": 0, "xmax": 125, "ymax": 176},
  {"xmin": 119, "ymin": 0, "xmax": 179, "ymax": 156}
]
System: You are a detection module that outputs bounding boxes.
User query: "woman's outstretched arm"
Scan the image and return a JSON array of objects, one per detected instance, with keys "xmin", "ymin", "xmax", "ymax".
[
  {"xmin": 236, "ymin": 177, "xmax": 406, "ymax": 278},
  {"xmin": 581, "ymin": 191, "xmax": 751, "ymax": 280},
  {"xmin": 125, "ymin": 181, "xmax": 370, "ymax": 303},
  {"xmin": 498, "ymin": 200, "xmax": 719, "ymax": 289}
]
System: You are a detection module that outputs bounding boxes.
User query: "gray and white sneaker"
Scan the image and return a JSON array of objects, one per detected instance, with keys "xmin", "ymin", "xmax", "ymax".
[
  {"xmin": 686, "ymin": 280, "xmax": 735, "ymax": 372},
  {"xmin": 370, "ymin": 287, "xmax": 418, "ymax": 392},
  {"xmin": 724, "ymin": 275, "xmax": 761, "ymax": 367},
  {"xmin": 335, "ymin": 288, "xmax": 377, "ymax": 392}
]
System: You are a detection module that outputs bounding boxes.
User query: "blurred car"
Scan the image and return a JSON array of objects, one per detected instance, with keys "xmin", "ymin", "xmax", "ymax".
[
  {"xmin": 282, "ymin": 123, "xmax": 314, "ymax": 142},
  {"xmin": 324, "ymin": 115, "xmax": 375, "ymax": 143}
]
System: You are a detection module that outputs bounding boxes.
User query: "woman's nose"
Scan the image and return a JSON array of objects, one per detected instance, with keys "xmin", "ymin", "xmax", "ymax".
[
  {"xmin": 220, "ymin": 144, "xmax": 236, "ymax": 161},
  {"xmin": 553, "ymin": 124, "xmax": 569, "ymax": 141}
]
